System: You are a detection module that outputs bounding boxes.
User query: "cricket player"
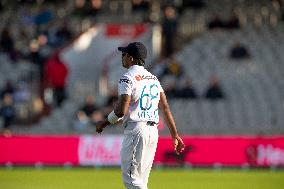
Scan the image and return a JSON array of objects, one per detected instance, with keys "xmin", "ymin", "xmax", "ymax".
[{"xmin": 96, "ymin": 42, "xmax": 185, "ymax": 189}]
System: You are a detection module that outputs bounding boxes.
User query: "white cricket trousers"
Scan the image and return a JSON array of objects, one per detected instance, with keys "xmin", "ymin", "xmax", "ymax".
[{"xmin": 121, "ymin": 122, "xmax": 158, "ymax": 189}]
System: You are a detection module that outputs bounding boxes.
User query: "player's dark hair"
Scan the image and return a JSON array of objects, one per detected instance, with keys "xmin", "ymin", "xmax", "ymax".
[{"xmin": 133, "ymin": 58, "xmax": 145, "ymax": 66}]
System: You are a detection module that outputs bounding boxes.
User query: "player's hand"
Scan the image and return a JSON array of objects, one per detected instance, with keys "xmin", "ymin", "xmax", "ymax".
[
  {"xmin": 173, "ymin": 135, "xmax": 185, "ymax": 155},
  {"xmin": 96, "ymin": 121, "xmax": 108, "ymax": 134}
]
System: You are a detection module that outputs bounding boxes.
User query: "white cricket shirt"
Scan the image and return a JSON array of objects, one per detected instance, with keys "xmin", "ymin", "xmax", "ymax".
[{"xmin": 118, "ymin": 65, "xmax": 164, "ymax": 124}]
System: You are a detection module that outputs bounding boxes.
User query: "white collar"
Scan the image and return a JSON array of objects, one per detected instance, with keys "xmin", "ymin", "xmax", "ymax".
[{"xmin": 129, "ymin": 65, "xmax": 144, "ymax": 70}]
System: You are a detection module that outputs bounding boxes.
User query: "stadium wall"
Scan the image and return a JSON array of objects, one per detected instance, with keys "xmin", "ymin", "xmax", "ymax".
[{"xmin": 1, "ymin": 135, "xmax": 284, "ymax": 167}]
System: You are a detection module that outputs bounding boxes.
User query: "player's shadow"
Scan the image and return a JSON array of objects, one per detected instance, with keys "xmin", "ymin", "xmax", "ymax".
[{"xmin": 163, "ymin": 145, "xmax": 194, "ymax": 167}]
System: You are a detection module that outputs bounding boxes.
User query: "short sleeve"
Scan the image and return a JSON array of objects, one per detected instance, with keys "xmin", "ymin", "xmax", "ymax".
[{"xmin": 118, "ymin": 75, "xmax": 133, "ymax": 95}]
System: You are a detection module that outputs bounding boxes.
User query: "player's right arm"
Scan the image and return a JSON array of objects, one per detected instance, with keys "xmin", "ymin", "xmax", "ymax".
[
  {"xmin": 95, "ymin": 94, "xmax": 130, "ymax": 133},
  {"xmin": 96, "ymin": 75, "xmax": 132, "ymax": 133},
  {"xmin": 159, "ymin": 92, "xmax": 185, "ymax": 154}
]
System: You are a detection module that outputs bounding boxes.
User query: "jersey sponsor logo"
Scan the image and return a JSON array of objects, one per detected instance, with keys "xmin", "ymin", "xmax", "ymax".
[
  {"xmin": 135, "ymin": 75, "xmax": 157, "ymax": 81},
  {"xmin": 119, "ymin": 78, "xmax": 131, "ymax": 84}
]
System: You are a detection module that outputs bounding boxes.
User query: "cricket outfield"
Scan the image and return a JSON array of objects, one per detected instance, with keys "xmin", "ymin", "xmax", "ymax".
[{"xmin": 0, "ymin": 167, "xmax": 283, "ymax": 189}]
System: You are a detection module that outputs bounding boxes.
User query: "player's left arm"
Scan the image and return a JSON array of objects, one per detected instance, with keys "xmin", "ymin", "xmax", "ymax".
[
  {"xmin": 159, "ymin": 92, "xmax": 185, "ymax": 154},
  {"xmin": 96, "ymin": 94, "xmax": 131, "ymax": 133}
]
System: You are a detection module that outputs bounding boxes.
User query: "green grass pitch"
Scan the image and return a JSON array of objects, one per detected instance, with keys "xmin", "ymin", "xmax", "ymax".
[{"xmin": 0, "ymin": 168, "xmax": 283, "ymax": 189}]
